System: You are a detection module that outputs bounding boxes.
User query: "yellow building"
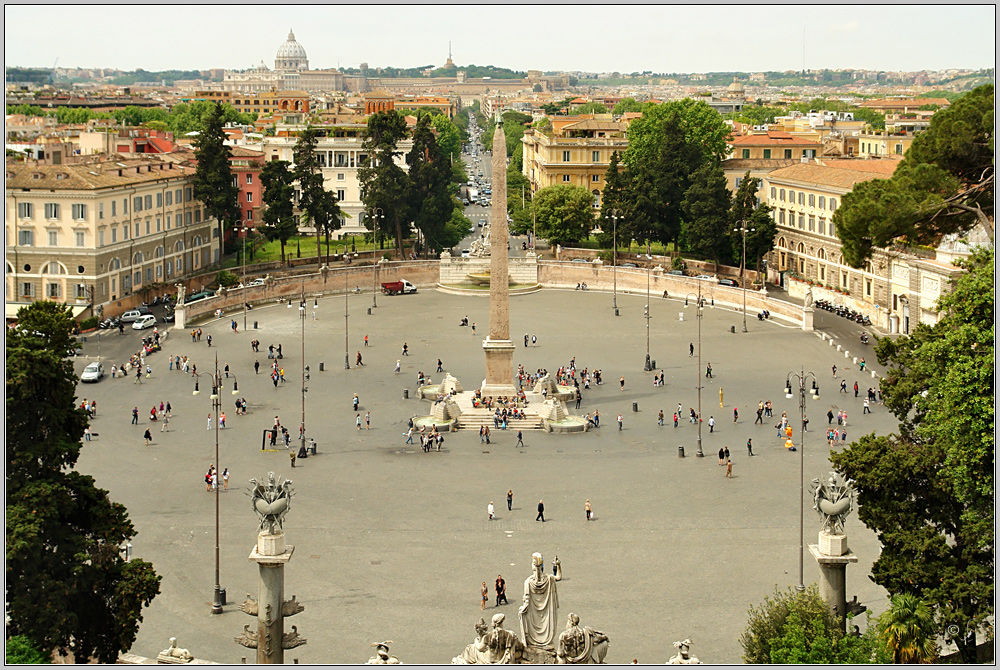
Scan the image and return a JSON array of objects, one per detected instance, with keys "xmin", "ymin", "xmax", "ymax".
[
  {"xmin": 190, "ymin": 89, "xmax": 310, "ymax": 115},
  {"xmin": 521, "ymin": 115, "xmax": 629, "ymax": 209}
]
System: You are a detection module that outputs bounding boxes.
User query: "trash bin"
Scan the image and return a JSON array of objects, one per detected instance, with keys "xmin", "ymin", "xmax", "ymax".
[
  {"xmin": 731, "ymin": 325, "xmax": 736, "ymax": 333},
  {"xmin": 678, "ymin": 445, "xmax": 685, "ymax": 458},
  {"xmin": 253, "ymin": 321, "xmax": 258, "ymax": 329},
  {"xmin": 403, "ymin": 388, "xmax": 409, "ymax": 399},
  {"xmin": 632, "ymin": 401, "xmax": 638, "ymax": 412},
  {"xmin": 219, "ymin": 588, "xmax": 227, "ymax": 606},
  {"xmin": 651, "ymin": 360, "xmax": 656, "ymax": 370},
  {"xmin": 367, "ymin": 307, "xmax": 372, "ymax": 315},
  {"xmin": 319, "ymin": 362, "xmax": 325, "ymax": 371},
  {"xmin": 614, "ymin": 308, "xmax": 620, "ymax": 317}
]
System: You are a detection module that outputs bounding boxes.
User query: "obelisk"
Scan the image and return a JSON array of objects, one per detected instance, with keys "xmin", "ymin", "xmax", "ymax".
[{"xmin": 481, "ymin": 123, "xmax": 517, "ymax": 398}]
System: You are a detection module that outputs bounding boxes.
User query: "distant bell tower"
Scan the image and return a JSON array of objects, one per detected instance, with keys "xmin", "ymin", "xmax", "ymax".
[{"xmin": 445, "ymin": 41, "xmax": 454, "ymax": 68}]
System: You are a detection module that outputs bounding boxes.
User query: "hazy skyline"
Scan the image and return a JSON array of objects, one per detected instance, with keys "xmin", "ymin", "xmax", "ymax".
[{"xmin": 4, "ymin": 5, "xmax": 996, "ymax": 75}]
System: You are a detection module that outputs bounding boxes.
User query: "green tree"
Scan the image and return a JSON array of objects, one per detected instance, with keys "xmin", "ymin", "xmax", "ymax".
[
  {"xmin": 681, "ymin": 160, "xmax": 732, "ymax": 268},
  {"xmin": 192, "ymin": 102, "xmax": 239, "ymax": 268},
  {"xmin": 599, "ymin": 151, "xmax": 628, "ymax": 246},
  {"xmin": 506, "ymin": 167, "xmax": 533, "ymax": 235},
  {"xmin": 259, "ymin": 160, "xmax": 297, "ymax": 264},
  {"xmin": 830, "ymin": 249, "xmax": 993, "ymax": 664},
  {"xmin": 407, "ymin": 115, "xmax": 461, "ymax": 253},
  {"xmin": 878, "ymin": 594, "xmax": 938, "ymax": 664},
  {"xmin": 731, "ymin": 172, "xmax": 777, "ymax": 275},
  {"xmin": 291, "ymin": 126, "xmax": 327, "ymax": 266},
  {"xmin": 6, "ymin": 302, "xmax": 161, "ymax": 663},
  {"xmin": 532, "ymin": 184, "xmax": 595, "ymax": 246},
  {"xmin": 314, "ymin": 189, "xmax": 343, "ymax": 264},
  {"xmin": 359, "ymin": 110, "xmax": 413, "ymax": 257},
  {"xmin": 573, "ymin": 102, "xmax": 608, "ymax": 115},
  {"xmin": 834, "ymin": 84, "xmax": 994, "ymax": 266},
  {"xmin": 612, "ymin": 98, "xmax": 643, "ymax": 115},
  {"xmin": 6, "ymin": 635, "xmax": 48, "ymax": 664}
]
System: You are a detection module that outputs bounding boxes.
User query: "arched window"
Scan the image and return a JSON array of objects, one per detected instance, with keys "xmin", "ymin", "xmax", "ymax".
[
  {"xmin": 109, "ymin": 258, "xmax": 121, "ymax": 271},
  {"xmin": 817, "ymin": 248, "xmax": 826, "ymax": 260},
  {"xmin": 777, "ymin": 236, "xmax": 786, "ymax": 249},
  {"xmin": 796, "ymin": 242, "xmax": 805, "ymax": 254},
  {"xmin": 154, "ymin": 246, "xmax": 164, "ymax": 258},
  {"xmin": 44, "ymin": 261, "xmax": 67, "ymax": 275},
  {"xmin": 193, "ymin": 235, "xmax": 202, "ymax": 247},
  {"xmin": 591, "ymin": 190, "xmax": 600, "ymax": 208},
  {"xmin": 6, "ymin": 262, "xmax": 13, "ymax": 274},
  {"xmin": 175, "ymin": 240, "xmax": 185, "ymax": 252},
  {"xmin": 133, "ymin": 251, "xmax": 144, "ymax": 264}
]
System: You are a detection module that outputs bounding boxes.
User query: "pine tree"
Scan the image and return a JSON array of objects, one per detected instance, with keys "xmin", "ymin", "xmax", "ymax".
[
  {"xmin": 359, "ymin": 111, "xmax": 412, "ymax": 257},
  {"xmin": 731, "ymin": 171, "xmax": 777, "ymax": 277},
  {"xmin": 6, "ymin": 302, "xmax": 161, "ymax": 663},
  {"xmin": 192, "ymin": 102, "xmax": 239, "ymax": 268},
  {"xmin": 681, "ymin": 160, "xmax": 732, "ymax": 270},
  {"xmin": 259, "ymin": 160, "xmax": 297, "ymax": 265},
  {"xmin": 407, "ymin": 114, "xmax": 461, "ymax": 253},
  {"xmin": 292, "ymin": 126, "xmax": 328, "ymax": 265}
]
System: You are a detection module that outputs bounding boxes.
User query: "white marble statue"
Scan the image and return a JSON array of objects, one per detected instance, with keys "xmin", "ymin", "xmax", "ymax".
[
  {"xmin": 366, "ymin": 640, "xmax": 401, "ymax": 664},
  {"xmin": 667, "ymin": 639, "xmax": 702, "ymax": 664},
  {"xmin": 518, "ymin": 552, "xmax": 562, "ymax": 650},
  {"xmin": 556, "ymin": 613, "xmax": 609, "ymax": 664}
]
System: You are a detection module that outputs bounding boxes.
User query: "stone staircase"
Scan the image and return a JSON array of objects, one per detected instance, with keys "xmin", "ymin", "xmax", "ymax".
[{"xmin": 455, "ymin": 409, "xmax": 543, "ymax": 431}]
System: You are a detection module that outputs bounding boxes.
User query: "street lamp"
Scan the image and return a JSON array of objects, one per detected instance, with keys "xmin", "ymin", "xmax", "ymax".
[
  {"xmin": 299, "ymin": 291, "xmax": 309, "ymax": 455},
  {"xmin": 684, "ymin": 282, "xmax": 706, "ymax": 457},
  {"xmin": 344, "ymin": 261, "xmax": 350, "ymax": 370},
  {"xmin": 734, "ymin": 221, "xmax": 754, "ymax": 333},
  {"xmin": 370, "ymin": 208, "xmax": 383, "ymax": 309},
  {"xmin": 609, "ymin": 208, "xmax": 621, "ymax": 316},
  {"xmin": 192, "ymin": 353, "xmax": 239, "ymax": 614},
  {"xmin": 240, "ymin": 224, "xmax": 250, "ymax": 332},
  {"xmin": 783, "ymin": 367, "xmax": 820, "ymax": 591},
  {"xmin": 643, "ymin": 250, "xmax": 652, "ymax": 371}
]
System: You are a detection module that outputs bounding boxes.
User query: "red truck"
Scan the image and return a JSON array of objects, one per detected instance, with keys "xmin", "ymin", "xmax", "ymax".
[{"xmin": 380, "ymin": 279, "xmax": 417, "ymax": 295}]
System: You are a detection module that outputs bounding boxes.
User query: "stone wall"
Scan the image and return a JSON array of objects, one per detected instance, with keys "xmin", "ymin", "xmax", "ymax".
[
  {"xmin": 786, "ymin": 278, "xmax": 887, "ymax": 329},
  {"xmin": 439, "ymin": 253, "xmax": 538, "ymax": 285},
  {"xmin": 553, "ymin": 247, "xmax": 758, "ymax": 283}
]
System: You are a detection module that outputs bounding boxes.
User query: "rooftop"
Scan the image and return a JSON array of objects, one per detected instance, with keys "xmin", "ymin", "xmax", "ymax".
[
  {"xmin": 766, "ymin": 160, "xmax": 901, "ymax": 190},
  {"xmin": 6, "ymin": 157, "xmax": 193, "ymax": 190}
]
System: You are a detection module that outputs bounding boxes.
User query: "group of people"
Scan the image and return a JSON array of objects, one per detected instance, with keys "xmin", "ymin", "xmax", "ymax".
[{"xmin": 204, "ymin": 464, "xmax": 229, "ymax": 492}]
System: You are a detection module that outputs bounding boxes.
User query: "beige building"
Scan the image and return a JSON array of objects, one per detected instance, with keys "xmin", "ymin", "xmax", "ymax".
[
  {"xmin": 5, "ymin": 157, "xmax": 220, "ymax": 318},
  {"xmin": 521, "ymin": 116, "xmax": 629, "ymax": 209},
  {"xmin": 762, "ymin": 156, "xmax": 960, "ymax": 332}
]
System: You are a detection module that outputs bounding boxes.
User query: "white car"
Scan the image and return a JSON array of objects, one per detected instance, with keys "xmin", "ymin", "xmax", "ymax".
[
  {"xmin": 132, "ymin": 314, "xmax": 157, "ymax": 330},
  {"xmin": 80, "ymin": 361, "xmax": 105, "ymax": 383}
]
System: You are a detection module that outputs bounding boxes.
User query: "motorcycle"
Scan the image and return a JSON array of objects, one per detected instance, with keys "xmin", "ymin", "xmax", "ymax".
[
  {"xmin": 860, "ymin": 315, "xmax": 872, "ymax": 326},
  {"xmin": 575, "ymin": 283, "xmax": 588, "ymax": 291},
  {"xmin": 860, "ymin": 332, "xmax": 869, "ymax": 345}
]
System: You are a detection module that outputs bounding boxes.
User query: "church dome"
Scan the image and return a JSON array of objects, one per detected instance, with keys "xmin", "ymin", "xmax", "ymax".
[
  {"xmin": 275, "ymin": 30, "xmax": 308, "ymax": 71},
  {"xmin": 727, "ymin": 77, "xmax": 745, "ymax": 96}
]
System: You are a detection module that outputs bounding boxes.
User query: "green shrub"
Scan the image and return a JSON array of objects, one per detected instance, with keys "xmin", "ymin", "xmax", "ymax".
[
  {"xmin": 80, "ymin": 316, "xmax": 99, "ymax": 330},
  {"xmin": 671, "ymin": 256, "xmax": 685, "ymax": 271},
  {"xmin": 215, "ymin": 270, "xmax": 239, "ymax": 287},
  {"xmin": 6, "ymin": 635, "xmax": 47, "ymax": 664}
]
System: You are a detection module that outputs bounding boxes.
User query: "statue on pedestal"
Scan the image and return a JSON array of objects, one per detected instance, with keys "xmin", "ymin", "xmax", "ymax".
[
  {"xmin": 249, "ymin": 472, "xmax": 293, "ymax": 534},
  {"xmin": 667, "ymin": 639, "xmax": 701, "ymax": 664},
  {"xmin": 366, "ymin": 640, "xmax": 401, "ymax": 664},
  {"xmin": 157, "ymin": 637, "xmax": 194, "ymax": 664},
  {"xmin": 452, "ymin": 614, "xmax": 525, "ymax": 664},
  {"xmin": 556, "ymin": 613, "xmax": 609, "ymax": 664},
  {"xmin": 518, "ymin": 552, "xmax": 562, "ymax": 650},
  {"xmin": 811, "ymin": 472, "xmax": 855, "ymax": 534},
  {"xmin": 804, "ymin": 284, "xmax": 814, "ymax": 308}
]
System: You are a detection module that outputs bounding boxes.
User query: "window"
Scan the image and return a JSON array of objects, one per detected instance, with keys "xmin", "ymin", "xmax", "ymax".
[
  {"xmin": 830, "ymin": 198, "xmax": 837, "ymax": 211},
  {"xmin": 247, "ymin": 210, "xmax": 253, "ymax": 221},
  {"xmin": 112, "ymin": 200, "xmax": 117, "ymax": 217},
  {"xmin": 788, "ymin": 190, "xmax": 794, "ymax": 204},
  {"xmin": 865, "ymin": 279, "xmax": 872, "ymax": 297},
  {"xmin": 336, "ymin": 190, "xmax": 346, "ymax": 201},
  {"xmin": 48, "ymin": 231, "xmax": 59, "ymax": 246},
  {"xmin": 185, "ymin": 212, "xmax": 192, "ymax": 226},
  {"xmin": 818, "ymin": 196, "xmax": 825, "ymax": 209},
  {"xmin": 156, "ymin": 264, "xmax": 162, "ymax": 278},
  {"xmin": 735, "ymin": 177, "xmax": 743, "ymax": 188},
  {"xmin": 44, "ymin": 203, "xmax": 60, "ymax": 219},
  {"xmin": 246, "ymin": 174, "xmax": 253, "ymax": 184},
  {"xmin": 145, "ymin": 268, "xmax": 153, "ymax": 283},
  {"xmin": 778, "ymin": 210, "xmax": 785, "ymax": 224},
  {"xmin": 156, "ymin": 192, "xmax": 163, "ymax": 207},
  {"xmin": 194, "ymin": 209, "xmax": 201, "ymax": 223},
  {"xmin": 592, "ymin": 151, "xmax": 600, "ymax": 162},
  {"xmin": 122, "ymin": 198, "xmax": 128, "ymax": 214},
  {"xmin": 99, "ymin": 202, "xmax": 104, "ymax": 219},
  {"xmin": 562, "ymin": 151, "xmax": 571, "ymax": 162},
  {"xmin": 741, "ymin": 149, "xmax": 750, "ymax": 159},
  {"xmin": 165, "ymin": 191, "xmax": 172, "ymax": 206},
  {"xmin": 830, "ymin": 221, "xmax": 836, "ymax": 237},
  {"xmin": 18, "ymin": 202, "xmax": 34, "ymax": 218},
  {"xmin": 111, "ymin": 228, "xmax": 118, "ymax": 243},
  {"xmin": 47, "ymin": 282, "xmax": 61, "ymax": 298},
  {"xmin": 246, "ymin": 192, "xmax": 253, "ymax": 202},
  {"xmin": 134, "ymin": 196, "xmax": 143, "ymax": 212},
  {"xmin": 808, "ymin": 216, "xmax": 815, "ymax": 232},
  {"xmin": 156, "ymin": 216, "xmax": 161, "ymax": 232},
  {"xmin": 819, "ymin": 218, "xmax": 826, "ymax": 235},
  {"xmin": 337, "ymin": 173, "xmax": 345, "ymax": 181},
  {"xmin": 592, "ymin": 174, "xmax": 601, "ymax": 183},
  {"xmin": 798, "ymin": 192, "xmax": 805, "ymax": 205},
  {"xmin": 98, "ymin": 230, "xmax": 104, "ymax": 246},
  {"xmin": 895, "ymin": 143, "xmax": 903, "ymax": 155},
  {"xmin": 72, "ymin": 203, "xmax": 87, "ymax": 220},
  {"xmin": 122, "ymin": 274, "xmax": 131, "ymax": 291},
  {"xmin": 175, "ymin": 188, "xmax": 182, "ymax": 203},
  {"xmin": 779, "ymin": 189, "xmax": 785, "ymax": 202},
  {"xmin": 185, "ymin": 187, "xmax": 192, "ymax": 202},
  {"xmin": 175, "ymin": 213, "xmax": 182, "ymax": 228},
  {"xmin": 134, "ymin": 271, "xmax": 141, "ymax": 287},
  {"xmin": 75, "ymin": 231, "xmax": 85, "ymax": 247},
  {"xmin": 123, "ymin": 224, "xmax": 129, "ymax": 240},
  {"xmin": 21, "ymin": 282, "xmax": 34, "ymax": 298},
  {"xmin": 134, "ymin": 222, "xmax": 140, "ymax": 238},
  {"xmin": 784, "ymin": 149, "xmax": 792, "ymax": 159},
  {"xmin": 770, "ymin": 187, "xmax": 776, "ymax": 199},
  {"xmin": 562, "ymin": 175, "xmax": 570, "ymax": 182},
  {"xmin": 798, "ymin": 214, "xmax": 804, "ymax": 230},
  {"xmin": 75, "ymin": 284, "xmax": 87, "ymax": 299},
  {"xmin": 808, "ymin": 194, "xmax": 815, "ymax": 207},
  {"xmin": 763, "ymin": 149, "xmax": 771, "ymax": 159}
]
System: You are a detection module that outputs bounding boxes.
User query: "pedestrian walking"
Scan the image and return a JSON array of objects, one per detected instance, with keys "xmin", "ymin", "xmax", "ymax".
[
  {"xmin": 356, "ymin": 413, "xmax": 362, "ymax": 430},
  {"xmin": 724, "ymin": 445, "xmax": 730, "ymax": 461},
  {"xmin": 495, "ymin": 575, "xmax": 507, "ymax": 606},
  {"xmin": 689, "ymin": 342, "xmax": 694, "ymax": 357},
  {"xmin": 619, "ymin": 375, "xmax": 626, "ymax": 391},
  {"xmin": 705, "ymin": 362, "xmax": 713, "ymax": 378},
  {"xmin": 832, "ymin": 365, "xmax": 838, "ymax": 378},
  {"xmin": 143, "ymin": 428, "xmax": 152, "ymax": 445},
  {"xmin": 84, "ymin": 426, "xmax": 92, "ymax": 441},
  {"xmin": 617, "ymin": 413, "xmax": 624, "ymax": 430},
  {"xmin": 718, "ymin": 447, "xmax": 725, "ymax": 465},
  {"xmin": 673, "ymin": 412, "xmax": 679, "ymax": 428},
  {"xmin": 516, "ymin": 430, "xmax": 524, "ymax": 447},
  {"xmin": 481, "ymin": 582, "xmax": 488, "ymax": 610},
  {"xmin": 488, "ymin": 501, "xmax": 495, "ymax": 520},
  {"xmin": 405, "ymin": 428, "xmax": 414, "ymax": 444},
  {"xmin": 207, "ymin": 414, "xmax": 212, "ymax": 430},
  {"xmin": 863, "ymin": 398, "xmax": 871, "ymax": 414},
  {"xmin": 708, "ymin": 416, "xmax": 716, "ymax": 433},
  {"xmin": 402, "ymin": 342, "xmax": 409, "ymax": 356},
  {"xmin": 207, "ymin": 334, "xmax": 212, "ymax": 347},
  {"xmin": 223, "ymin": 468, "xmax": 229, "ymax": 490},
  {"xmin": 733, "ymin": 407, "xmax": 739, "ymax": 423},
  {"xmin": 365, "ymin": 411, "xmax": 371, "ymax": 429},
  {"xmin": 394, "ymin": 360, "xmax": 401, "ymax": 374},
  {"xmin": 507, "ymin": 489, "xmax": 513, "ymax": 511},
  {"xmin": 364, "ymin": 334, "xmax": 369, "ymax": 347},
  {"xmin": 585, "ymin": 499, "xmax": 593, "ymax": 521},
  {"xmin": 132, "ymin": 406, "xmax": 139, "ymax": 424},
  {"xmin": 725, "ymin": 459, "xmax": 733, "ymax": 478},
  {"xmin": 437, "ymin": 358, "xmax": 444, "ymax": 373},
  {"xmin": 658, "ymin": 409, "xmax": 664, "ymax": 426},
  {"xmin": 289, "ymin": 450, "xmax": 296, "ymax": 467},
  {"xmin": 161, "ymin": 415, "xmax": 169, "ymax": 432},
  {"xmin": 747, "ymin": 438, "xmax": 754, "ymax": 456},
  {"xmin": 356, "ymin": 351, "xmax": 364, "ymax": 366},
  {"xmin": 536, "ymin": 500, "xmax": 545, "ymax": 522},
  {"xmin": 471, "ymin": 323, "xmax": 476, "ymax": 335},
  {"xmin": 134, "ymin": 367, "xmax": 142, "ymax": 384},
  {"xmin": 220, "ymin": 412, "xmax": 226, "ymax": 429}
]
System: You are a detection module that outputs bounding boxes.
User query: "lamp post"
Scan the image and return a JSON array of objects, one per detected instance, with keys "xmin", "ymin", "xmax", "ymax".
[
  {"xmin": 784, "ymin": 367, "xmax": 820, "ymax": 591},
  {"xmin": 685, "ymin": 283, "xmax": 705, "ymax": 457},
  {"xmin": 643, "ymin": 249, "xmax": 652, "ymax": 371},
  {"xmin": 192, "ymin": 353, "xmax": 239, "ymax": 614},
  {"xmin": 298, "ymin": 290, "xmax": 309, "ymax": 455},
  {"xmin": 609, "ymin": 208, "xmax": 621, "ymax": 316},
  {"xmin": 370, "ymin": 208, "xmax": 383, "ymax": 309},
  {"xmin": 344, "ymin": 260, "xmax": 350, "ymax": 370},
  {"xmin": 734, "ymin": 221, "xmax": 754, "ymax": 333},
  {"xmin": 241, "ymin": 224, "xmax": 250, "ymax": 332}
]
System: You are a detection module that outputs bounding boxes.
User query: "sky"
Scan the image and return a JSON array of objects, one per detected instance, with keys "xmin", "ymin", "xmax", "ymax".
[{"xmin": 4, "ymin": 4, "xmax": 996, "ymax": 74}]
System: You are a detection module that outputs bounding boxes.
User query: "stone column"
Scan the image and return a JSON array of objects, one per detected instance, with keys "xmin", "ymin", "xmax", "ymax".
[
  {"xmin": 808, "ymin": 531, "xmax": 858, "ymax": 630},
  {"xmin": 482, "ymin": 123, "xmax": 516, "ymax": 398},
  {"xmin": 249, "ymin": 530, "xmax": 294, "ymax": 663},
  {"xmin": 802, "ymin": 305, "xmax": 814, "ymax": 331}
]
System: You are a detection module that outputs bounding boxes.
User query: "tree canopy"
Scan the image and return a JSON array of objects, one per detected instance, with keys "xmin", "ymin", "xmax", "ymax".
[
  {"xmin": 532, "ymin": 184, "xmax": 596, "ymax": 246},
  {"xmin": 681, "ymin": 160, "xmax": 732, "ymax": 267},
  {"xmin": 359, "ymin": 110, "xmax": 413, "ymax": 256},
  {"xmin": 830, "ymin": 248, "xmax": 994, "ymax": 663},
  {"xmin": 6, "ymin": 302, "xmax": 161, "ymax": 662},
  {"xmin": 259, "ymin": 160, "xmax": 297, "ymax": 264},
  {"xmin": 192, "ymin": 102, "xmax": 239, "ymax": 266}
]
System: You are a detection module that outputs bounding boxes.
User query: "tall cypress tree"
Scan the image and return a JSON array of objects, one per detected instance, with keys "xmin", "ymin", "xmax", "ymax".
[
  {"xmin": 259, "ymin": 160, "xmax": 297, "ymax": 265},
  {"xmin": 292, "ymin": 126, "xmax": 327, "ymax": 265},
  {"xmin": 6, "ymin": 302, "xmax": 161, "ymax": 662},
  {"xmin": 358, "ymin": 110, "xmax": 412, "ymax": 257},
  {"xmin": 681, "ymin": 160, "xmax": 733, "ymax": 270},
  {"xmin": 192, "ymin": 102, "xmax": 239, "ymax": 268},
  {"xmin": 599, "ymin": 151, "xmax": 628, "ymax": 249},
  {"xmin": 407, "ymin": 114, "xmax": 461, "ymax": 253}
]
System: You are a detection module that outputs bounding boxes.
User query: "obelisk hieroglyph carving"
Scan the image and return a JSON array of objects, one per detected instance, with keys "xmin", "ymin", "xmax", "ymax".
[{"xmin": 481, "ymin": 123, "xmax": 517, "ymax": 398}]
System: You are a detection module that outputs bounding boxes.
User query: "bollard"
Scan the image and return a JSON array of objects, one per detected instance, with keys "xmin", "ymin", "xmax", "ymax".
[
  {"xmin": 632, "ymin": 401, "xmax": 638, "ymax": 412},
  {"xmin": 319, "ymin": 362, "xmax": 325, "ymax": 371},
  {"xmin": 651, "ymin": 360, "xmax": 656, "ymax": 369},
  {"xmin": 367, "ymin": 307, "xmax": 371, "ymax": 315},
  {"xmin": 845, "ymin": 350, "xmax": 850, "ymax": 359},
  {"xmin": 219, "ymin": 588, "xmax": 226, "ymax": 606},
  {"xmin": 253, "ymin": 321, "xmax": 258, "ymax": 329},
  {"xmin": 82, "ymin": 336, "xmax": 87, "ymax": 343},
  {"xmin": 730, "ymin": 325, "xmax": 736, "ymax": 333},
  {"xmin": 615, "ymin": 308, "xmax": 620, "ymax": 317},
  {"xmin": 679, "ymin": 312, "xmax": 684, "ymax": 321},
  {"xmin": 678, "ymin": 445, "xmax": 685, "ymax": 458},
  {"xmin": 836, "ymin": 344, "xmax": 842, "ymax": 352},
  {"xmin": 403, "ymin": 388, "xmax": 409, "ymax": 399},
  {"xmin": 853, "ymin": 356, "xmax": 858, "ymax": 365},
  {"xmin": 829, "ymin": 338, "xmax": 835, "ymax": 346}
]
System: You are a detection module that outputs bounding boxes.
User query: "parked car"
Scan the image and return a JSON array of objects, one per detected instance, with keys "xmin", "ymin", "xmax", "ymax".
[
  {"xmin": 132, "ymin": 314, "xmax": 157, "ymax": 330},
  {"xmin": 80, "ymin": 361, "xmax": 105, "ymax": 383},
  {"xmin": 695, "ymin": 274, "xmax": 716, "ymax": 281},
  {"xmin": 571, "ymin": 258, "xmax": 589, "ymax": 263},
  {"xmin": 247, "ymin": 277, "xmax": 268, "ymax": 287},
  {"xmin": 120, "ymin": 306, "xmax": 153, "ymax": 323},
  {"xmin": 461, "ymin": 249, "xmax": 471, "ymax": 258},
  {"xmin": 668, "ymin": 270, "xmax": 685, "ymax": 276},
  {"xmin": 185, "ymin": 290, "xmax": 214, "ymax": 304},
  {"xmin": 620, "ymin": 262, "xmax": 637, "ymax": 268},
  {"xmin": 718, "ymin": 278, "xmax": 739, "ymax": 287}
]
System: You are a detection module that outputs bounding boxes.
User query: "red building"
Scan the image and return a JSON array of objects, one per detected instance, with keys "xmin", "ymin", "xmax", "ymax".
[{"xmin": 229, "ymin": 146, "xmax": 265, "ymax": 237}]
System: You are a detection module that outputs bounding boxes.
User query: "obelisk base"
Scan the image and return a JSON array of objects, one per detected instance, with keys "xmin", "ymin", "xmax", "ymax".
[
  {"xmin": 481, "ymin": 337, "xmax": 517, "ymax": 398},
  {"xmin": 808, "ymin": 531, "xmax": 858, "ymax": 630}
]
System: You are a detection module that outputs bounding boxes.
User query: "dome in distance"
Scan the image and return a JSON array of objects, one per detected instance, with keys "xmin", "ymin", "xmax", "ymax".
[
  {"xmin": 276, "ymin": 29, "xmax": 307, "ymax": 60},
  {"xmin": 727, "ymin": 77, "xmax": 745, "ymax": 95}
]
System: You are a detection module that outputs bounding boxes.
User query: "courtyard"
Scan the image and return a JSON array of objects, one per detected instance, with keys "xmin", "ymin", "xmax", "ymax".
[{"xmin": 72, "ymin": 287, "xmax": 894, "ymax": 664}]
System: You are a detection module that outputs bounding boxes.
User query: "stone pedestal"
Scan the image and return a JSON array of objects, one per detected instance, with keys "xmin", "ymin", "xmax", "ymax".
[
  {"xmin": 808, "ymin": 531, "xmax": 858, "ymax": 629},
  {"xmin": 802, "ymin": 306, "xmax": 815, "ymax": 331},
  {"xmin": 248, "ymin": 531, "xmax": 295, "ymax": 664},
  {"xmin": 482, "ymin": 338, "xmax": 517, "ymax": 398}
]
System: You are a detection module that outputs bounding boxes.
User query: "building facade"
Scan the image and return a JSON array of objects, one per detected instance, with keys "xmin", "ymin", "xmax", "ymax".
[{"xmin": 5, "ymin": 157, "xmax": 219, "ymax": 317}]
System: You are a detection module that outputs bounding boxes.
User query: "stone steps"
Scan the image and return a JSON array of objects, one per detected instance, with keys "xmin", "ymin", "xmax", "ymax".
[{"xmin": 456, "ymin": 417, "xmax": 543, "ymax": 430}]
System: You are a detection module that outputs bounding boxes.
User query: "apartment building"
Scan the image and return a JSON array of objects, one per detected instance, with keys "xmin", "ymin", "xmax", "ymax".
[
  {"xmin": 189, "ymin": 89, "xmax": 310, "ymax": 116},
  {"xmin": 255, "ymin": 124, "xmax": 413, "ymax": 238},
  {"xmin": 5, "ymin": 157, "xmax": 220, "ymax": 317},
  {"xmin": 762, "ymin": 157, "xmax": 959, "ymax": 332},
  {"xmin": 727, "ymin": 131, "xmax": 823, "ymax": 161},
  {"xmin": 229, "ymin": 146, "xmax": 264, "ymax": 230},
  {"xmin": 521, "ymin": 116, "xmax": 629, "ymax": 209}
]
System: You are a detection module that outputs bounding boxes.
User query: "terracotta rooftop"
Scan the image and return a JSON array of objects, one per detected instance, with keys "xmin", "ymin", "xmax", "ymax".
[
  {"xmin": 6, "ymin": 157, "xmax": 193, "ymax": 190},
  {"xmin": 229, "ymin": 146, "xmax": 264, "ymax": 158},
  {"xmin": 857, "ymin": 97, "xmax": 950, "ymax": 109},
  {"xmin": 821, "ymin": 157, "xmax": 903, "ymax": 175},
  {"xmin": 720, "ymin": 158, "xmax": 800, "ymax": 170},
  {"xmin": 560, "ymin": 119, "xmax": 627, "ymax": 132},
  {"xmin": 729, "ymin": 132, "xmax": 822, "ymax": 147},
  {"xmin": 766, "ymin": 161, "xmax": 900, "ymax": 190}
]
